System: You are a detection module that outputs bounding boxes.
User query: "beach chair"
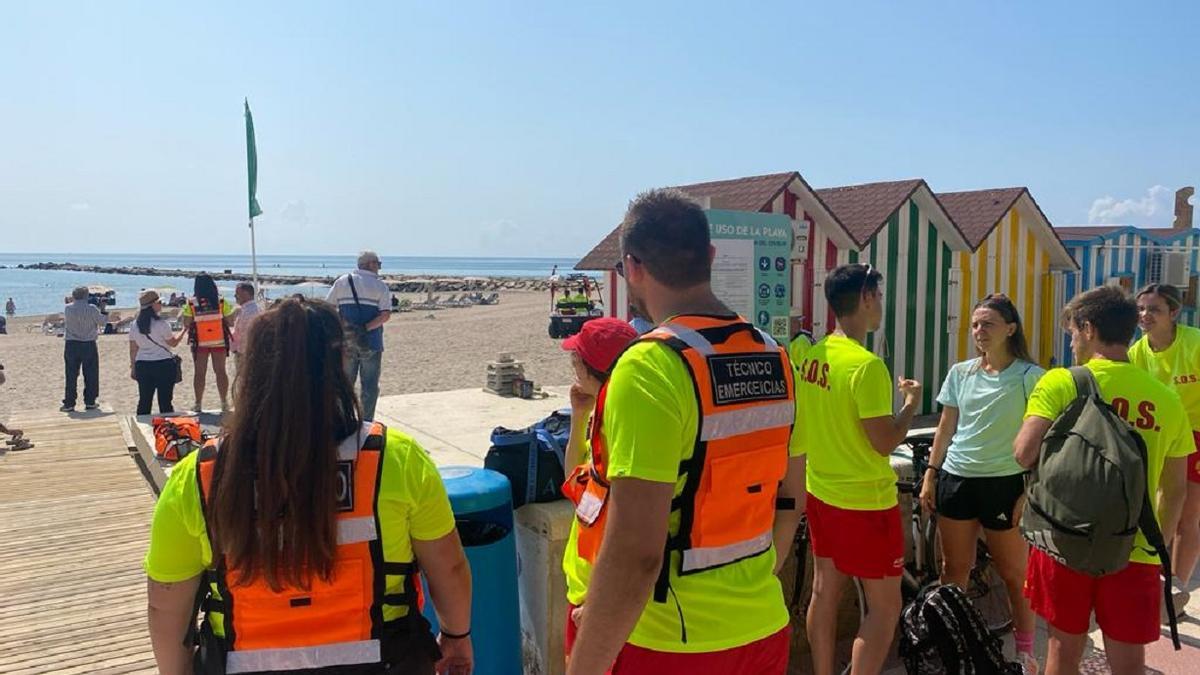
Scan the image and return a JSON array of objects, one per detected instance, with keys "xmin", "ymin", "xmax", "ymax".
[
  {"xmin": 41, "ymin": 313, "xmax": 64, "ymax": 336},
  {"xmin": 412, "ymin": 296, "xmax": 442, "ymax": 311},
  {"xmin": 480, "ymin": 292, "xmax": 500, "ymax": 305}
]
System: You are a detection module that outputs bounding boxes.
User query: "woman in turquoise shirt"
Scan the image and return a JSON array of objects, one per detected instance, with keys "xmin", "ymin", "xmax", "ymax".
[{"xmin": 919, "ymin": 294, "xmax": 1043, "ymax": 670}]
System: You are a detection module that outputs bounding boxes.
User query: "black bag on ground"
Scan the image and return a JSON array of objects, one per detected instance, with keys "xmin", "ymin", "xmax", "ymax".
[
  {"xmin": 899, "ymin": 583, "xmax": 1021, "ymax": 675},
  {"xmin": 484, "ymin": 409, "xmax": 570, "ymax": 508}
]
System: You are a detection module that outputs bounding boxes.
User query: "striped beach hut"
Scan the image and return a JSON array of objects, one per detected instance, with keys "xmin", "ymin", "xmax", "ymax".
[
  {"xmin": 1053, "ymin": 223, "xmax": 1200, "ymax": 365},
  {"xmin": 804, "ymin": 179, "xmax": 971, "ymax": 413},
  {"xmin": 577, "ymin": 173, "xmax": 971, "ymax": 413},
  {"xmin": 574, "ymin": 171, "xmax": 844, "ymax": 328},
  {"xmin": 937, "ymin": 188, "xmax": 1077, "ymax": 369}
]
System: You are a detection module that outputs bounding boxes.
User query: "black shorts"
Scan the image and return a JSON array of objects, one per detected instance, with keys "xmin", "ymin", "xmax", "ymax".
[{"xmin": 935, "ymin": 471, "xmax": 1026, "ymax": 531}]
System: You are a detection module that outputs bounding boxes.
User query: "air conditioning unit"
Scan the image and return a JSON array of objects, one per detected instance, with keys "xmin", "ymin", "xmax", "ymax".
[{"xmin": 1162, "ymin": 252, "xmax": 1189, "ymax": 286}]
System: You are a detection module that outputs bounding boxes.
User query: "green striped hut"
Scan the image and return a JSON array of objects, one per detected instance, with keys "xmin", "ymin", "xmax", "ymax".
[
  {"xmin": 575, "ymin": 173, "xmax": 1075, "ymax": 414},
  {"xmin": 805, "ymin": 180, "xmax": 971, "ymax": 413}
]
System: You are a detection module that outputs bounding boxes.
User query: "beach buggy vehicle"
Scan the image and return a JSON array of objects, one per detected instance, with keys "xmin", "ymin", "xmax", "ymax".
[{"xmin": 547, "ymin": 273, "xmax": 604, "ymax": 339}]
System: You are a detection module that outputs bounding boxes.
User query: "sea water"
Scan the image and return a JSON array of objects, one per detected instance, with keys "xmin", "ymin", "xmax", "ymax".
[{"xmin": 0, "ymin": 253, "xmax": 582, "ymax": 316}]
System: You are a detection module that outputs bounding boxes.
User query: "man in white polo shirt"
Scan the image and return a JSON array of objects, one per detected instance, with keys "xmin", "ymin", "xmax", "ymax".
[{"xmin": 326, "ymin": 250, "xmax": 392, "ymax": 420}]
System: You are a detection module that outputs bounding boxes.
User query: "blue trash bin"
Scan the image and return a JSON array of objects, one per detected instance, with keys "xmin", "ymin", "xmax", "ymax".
[{"xmin": 423, "ymin": 466, "xmax": 522, "ymax": 675}]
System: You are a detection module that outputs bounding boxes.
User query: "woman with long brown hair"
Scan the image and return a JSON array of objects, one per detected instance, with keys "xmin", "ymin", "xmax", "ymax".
[
  {"xmin": 145, "ymin": 297, "xmax": 473, "ymax": 675},
  {"xmin": 918, "ymin": 293, "xmax": 1042, "ymax": 672}
]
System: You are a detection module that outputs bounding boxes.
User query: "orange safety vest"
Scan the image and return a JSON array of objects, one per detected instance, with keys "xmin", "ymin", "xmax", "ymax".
[
  {"xmin": 194, "ymin": 422, "xmax": 432, "ymax": 673},
  {"xmin": 564, "ymin": 315, "xmax": 795, "ymax": 602},
  {"xmin": 189, "ymin": 298, "xmax": 230, "ymax": 350}
]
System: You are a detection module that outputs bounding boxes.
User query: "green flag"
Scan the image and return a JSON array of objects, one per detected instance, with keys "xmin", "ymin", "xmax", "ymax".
[{"xmin": 245, "ymin": 99, "xmax": 263, "ymax": 220}]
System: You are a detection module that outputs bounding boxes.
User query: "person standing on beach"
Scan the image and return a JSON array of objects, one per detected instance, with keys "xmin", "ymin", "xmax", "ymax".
[
  {"xmin": 230, "ymin": 281, "xmax": 261, "ymax": 373},
  {"xmin": 327, "ymin": 250, "xmax": 392, "ymax": 421},
  {"xmin": 797, "ymin": 263, "xmax": 919, "ymax": 675},
  {"xmin": 61, "ymin": 286, "xmax": 105, "ymax": 412},
  {"xmin": 565, "ymin": 190, "xmax": 804, "ymax": 674},
  {"xmin": 182, "ymin": 274, "xmax": 234, "ymax": 412},
  {"xmin": 129, "ymin": 290, "xmax": 185, "ymax": 415},
  {"xmin": 5, "ymin": 297, "xmax": 14, "ymax": 316}
]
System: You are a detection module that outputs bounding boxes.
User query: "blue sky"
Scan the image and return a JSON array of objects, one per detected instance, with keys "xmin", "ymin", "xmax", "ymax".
[{"xmin": 1, "ymin": 1, "xmax": 1194, "ymax": 258}]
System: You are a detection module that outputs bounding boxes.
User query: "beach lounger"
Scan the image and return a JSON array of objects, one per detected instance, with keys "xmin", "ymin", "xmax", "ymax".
[{"xmin": 41, "ymin": 313, "xmax": 64, "ymax": 336}]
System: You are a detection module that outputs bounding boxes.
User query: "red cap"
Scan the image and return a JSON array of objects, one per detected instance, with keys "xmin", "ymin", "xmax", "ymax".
[{"xmin": 562, "ymin": 318, "xmax": 638, "ymax": 373}]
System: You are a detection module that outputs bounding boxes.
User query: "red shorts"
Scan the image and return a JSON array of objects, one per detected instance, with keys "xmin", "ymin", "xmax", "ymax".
[
  {"xmin": 194, "ymin": 346, "xmax": 227, "ymax": 357},
  {"xmin": 1188, "ymin": 433, "xmax": 1200, "ymax": 483},
  {"xmin": 564, "ymin": 603, "xmax": 789, "ymax": 674},
  {"xmin": 806, "ymin": 493, "xmax": 903, "ymax": 578},
  {"xmin": 1023, "ymin": 549, "xmax": 1161, "ymax": 644}
]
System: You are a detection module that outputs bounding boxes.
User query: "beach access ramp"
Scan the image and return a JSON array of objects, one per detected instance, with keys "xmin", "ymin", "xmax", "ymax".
[{"xmin": 0, "ymin": 410, "xmax": 156, "ymax": 674}]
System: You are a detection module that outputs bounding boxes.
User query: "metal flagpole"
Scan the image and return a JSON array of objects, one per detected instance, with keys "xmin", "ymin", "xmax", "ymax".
[{"xmin": 250, "ymin": 217, "xmax": 259, "ymax": 293}]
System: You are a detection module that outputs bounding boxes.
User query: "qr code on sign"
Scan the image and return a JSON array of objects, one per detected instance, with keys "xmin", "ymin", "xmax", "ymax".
[{"xmin": 771, "ymin": 317, "xmax": 789, "ymax": 336}]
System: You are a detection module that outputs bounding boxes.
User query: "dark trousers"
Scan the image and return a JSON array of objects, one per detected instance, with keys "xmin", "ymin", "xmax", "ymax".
[
  {"xmin": 135, "ymin": 359, "xmax": 176, "ymax": 415},
  {"xmin": 64, "ymin": 340, "xmax": 100, "ymax": 407}
]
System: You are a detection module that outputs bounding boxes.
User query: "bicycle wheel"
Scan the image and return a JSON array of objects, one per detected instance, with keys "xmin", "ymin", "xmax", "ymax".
[{"xmin": 970, "ymin": 547, "xmax": 1014, "ymax": 635}]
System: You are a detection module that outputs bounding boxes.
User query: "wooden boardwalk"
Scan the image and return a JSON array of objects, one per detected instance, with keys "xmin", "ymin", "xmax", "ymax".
[{"xmin": 0, "ymin": 411, "xmax": 157, "ymax": 674}]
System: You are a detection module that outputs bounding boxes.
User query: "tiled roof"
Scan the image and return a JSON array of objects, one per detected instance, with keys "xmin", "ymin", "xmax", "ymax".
[
  {"xmin": 1053, "ymin": 225, "xmax": 1126, "ymax": 239},
  {"xmin": 813, "ymin": 179, "xmax": 926, "ymax": 245},
  {"xmin": 669, "ymin": 171, "xmax": 798, "ymax": 211},
  {"xmin": 936, "ymin": 188, "xmax": 1026, "ymax": 248},
  {"xmin": 575, "ymin": 172, "xmax": 802, "ymax": 270},
  {"xmin": 575, "ymin": 226, "xmax": 623, "ymax": 271}
]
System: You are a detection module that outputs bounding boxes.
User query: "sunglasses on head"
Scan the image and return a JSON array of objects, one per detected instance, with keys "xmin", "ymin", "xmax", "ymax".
[
  {"xmin": 614, "ymin": 253, "xmax": 641, "ymax": 278},
  {"xmin": 859, "ymin": 263, "xmax": 875, "ymax": 296}
]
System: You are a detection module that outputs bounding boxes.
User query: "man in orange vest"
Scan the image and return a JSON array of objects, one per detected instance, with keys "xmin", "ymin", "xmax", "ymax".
[{"xmin": 565, "ymin": 189, "xmax": 806, "ymax": 674}]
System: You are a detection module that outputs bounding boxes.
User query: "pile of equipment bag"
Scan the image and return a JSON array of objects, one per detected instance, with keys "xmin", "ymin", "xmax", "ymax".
[{"xmin": 484, "ymin": 409, "xmax": 570, "ymax": 507}]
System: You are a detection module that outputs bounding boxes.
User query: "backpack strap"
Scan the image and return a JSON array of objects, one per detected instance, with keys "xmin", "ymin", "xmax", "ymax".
[
  {"xmin": 1069, "ymin": 365, "xmax": 1100, "ymax": 400},
  {"xmin": 1133, "ymin": 432, "xmax": 1182, "ymax": 649}
]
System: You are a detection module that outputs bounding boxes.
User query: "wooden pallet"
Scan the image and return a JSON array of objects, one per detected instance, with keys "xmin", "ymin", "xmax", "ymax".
[{"xmin": 0, "ymin": 411, "xmax": 157, "ymax": 674}]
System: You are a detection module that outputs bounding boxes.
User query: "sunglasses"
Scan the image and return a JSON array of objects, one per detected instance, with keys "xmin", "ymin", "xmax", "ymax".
[
  {"xmin": 614, "ymin": 253, "xmax": 641, "ymax": 278},
  {"xmin": 859, "ymin": 263, "xmax": 875, "ymax": 296}
]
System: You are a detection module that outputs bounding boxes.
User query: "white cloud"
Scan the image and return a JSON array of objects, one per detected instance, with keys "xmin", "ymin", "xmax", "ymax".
[{"xmin": 1088, "ymin": 185, "xmax": 1172, "ymax": 226}]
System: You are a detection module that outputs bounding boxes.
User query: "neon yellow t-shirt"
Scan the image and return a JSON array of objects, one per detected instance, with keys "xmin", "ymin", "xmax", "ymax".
[
  {"xmin": 797, "ymin": 334, "xmax": 897, "ymax": 510},
  {"xmin": 144, "ymin": 428, "xmax": 456, "ymax": 622},
  {"xmin": 560, "ymin": 338, "xmax": 800, "ymax": 653},
  {"xmin": 181, "ymin": 298, "xmax": 234, "ymax": 318},
  {"xmin": 1129, "ymin": 325, "xmax": 1200, "ymax": 433},
  {"xmin": 1025, "ymin": 359, "xmax": 1192, "ymax": 566}
]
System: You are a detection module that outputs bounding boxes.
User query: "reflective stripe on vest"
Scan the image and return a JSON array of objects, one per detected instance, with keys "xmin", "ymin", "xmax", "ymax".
[
  {"xmin": 568, "ymin": 315, "xmax": 795, "ymax": 581},
  {"xmin": 195, "ymin": 421, "xmax": 423, "ymax": 668},
  {"xmin": 337, "ymin": 516, "xmax": 377, "ymax": 545},
  {"xmin": 700, "ymin": 399, "xmax": 795, "ymax": 441},
  {"xmin": 226, "ymin": 639, "xmax": 381, "ymax": 674}
]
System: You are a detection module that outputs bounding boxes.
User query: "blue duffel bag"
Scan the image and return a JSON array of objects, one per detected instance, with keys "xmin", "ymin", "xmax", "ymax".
[{"xmin": 484, "ymin": 409, "xmax": 571, "ymax": 508}]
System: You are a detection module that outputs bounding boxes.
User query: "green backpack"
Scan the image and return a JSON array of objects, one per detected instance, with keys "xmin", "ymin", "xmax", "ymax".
[{"xmin": 1020, "ymin": 366, "xmax": 1179, "ymax": 649}]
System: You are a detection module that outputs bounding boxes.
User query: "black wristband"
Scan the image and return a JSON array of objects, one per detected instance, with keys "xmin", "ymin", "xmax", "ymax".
[{"xmin": 440, "ymin": 628, "xmax": 470, "ymax": 640}]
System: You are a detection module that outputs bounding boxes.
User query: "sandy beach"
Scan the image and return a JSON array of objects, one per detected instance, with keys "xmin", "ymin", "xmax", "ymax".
[{"xmin": 0, "ymin": 290, "xmax": 573, "ymax": 417}]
